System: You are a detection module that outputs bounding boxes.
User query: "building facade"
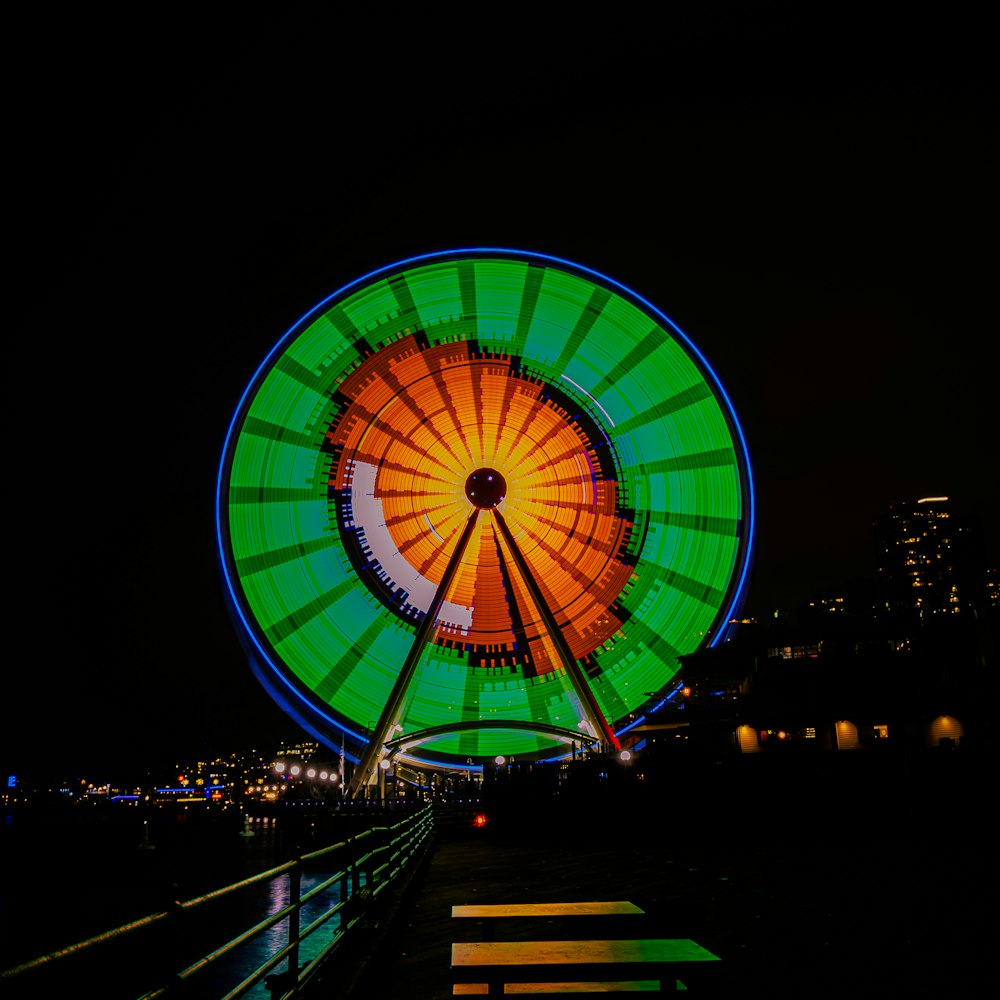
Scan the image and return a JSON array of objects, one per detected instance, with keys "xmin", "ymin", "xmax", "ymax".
[{"xmin": 873, "ymin": 496, "xmax": 987, "ymax": 621}]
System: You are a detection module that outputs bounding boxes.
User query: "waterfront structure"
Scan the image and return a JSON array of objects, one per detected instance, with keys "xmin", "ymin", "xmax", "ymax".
[
  {"xmin": 668, "ymin": 619, "xmax": 969, "ymax": 755},
  {"xmin": 671, "ymin": 554, "xmax": 996, "ymax": 759},
  {"xmin": 216, "ymin": 249, "xmax": 754, "ymax": 793},
  {"xmin": 670, "ymin": 494, "xmax": 996, "ymax": 756}
]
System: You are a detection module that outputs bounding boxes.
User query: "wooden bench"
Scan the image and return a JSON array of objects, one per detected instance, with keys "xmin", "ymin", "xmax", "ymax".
[
  {"xmin": 451, "ymin": 938, "xmax": 721, "ymax": 995},
  {"xmin": 452, "ymin": 902, "xmax": 646, "ymax": 941}
]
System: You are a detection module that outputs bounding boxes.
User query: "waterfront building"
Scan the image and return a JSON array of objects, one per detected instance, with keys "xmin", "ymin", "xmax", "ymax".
[
  {"xmin": 667, "ymin": 496, "xmax": 996, "ymax": 759},
  {"xmin": 673, "ymin": 612, "xmax": 989, "ymax": 756}
]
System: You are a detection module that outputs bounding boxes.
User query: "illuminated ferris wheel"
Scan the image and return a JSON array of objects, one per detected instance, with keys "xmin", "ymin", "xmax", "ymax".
[{"xmin": 216, "ymin": 249, "xmax": 753, "ymax": 795}]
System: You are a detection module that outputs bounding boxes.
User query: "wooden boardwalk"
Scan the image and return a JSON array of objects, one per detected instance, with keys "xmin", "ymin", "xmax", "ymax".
[{"xmin": 307, "ymin": 799, "xmax": 996, "ymax": 999}]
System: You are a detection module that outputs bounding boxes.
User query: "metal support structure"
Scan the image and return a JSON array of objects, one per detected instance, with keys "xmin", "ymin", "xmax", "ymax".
[
  {"xmin": 492, "ymin": 508, "xmax": 620, "ymax": 751},
  {"xmin": 348, "ymin": 508, "xmax": 480, "ymax": 798},
  {"xmin": 348, "ymin": 498, "xmax": 621, "ymax": 796}
]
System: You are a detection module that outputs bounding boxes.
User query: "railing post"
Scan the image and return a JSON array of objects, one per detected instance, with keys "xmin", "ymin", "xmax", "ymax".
[
  {"xmin": 339, "ymin": 840, "xmax": 349, "ymax": 933},
  {"xmin": 165, "ymin": 887, "xmax": 185, "ymax": 993},
  {"xmin": 288, "ymin": 857, "xmax": 301, "ymax": 988},
  {"xmin": 349, "ymin": 836, "xmax": 360, "ymax": 897},
  {"xmin": 364, "ymin": 832, "xmax": 373, "ymax": 891}
]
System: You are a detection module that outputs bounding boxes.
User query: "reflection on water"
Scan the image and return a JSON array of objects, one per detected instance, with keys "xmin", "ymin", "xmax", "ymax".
[
  {"xmin": 179, "ymin": 817, "xmax": 344, "ymax": 998},
  {"xmin": 206, "ymin": 863, "xmax": 368, "ymax": 999}
]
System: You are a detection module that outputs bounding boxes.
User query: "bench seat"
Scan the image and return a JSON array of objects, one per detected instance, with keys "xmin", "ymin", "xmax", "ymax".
[
  {"xmin": 452, "ymin": 902, "xmax": 646, "ymax": 920},
  {"xmin": 452, "ymin": 901, "xmax": 646, "ymax": 941},
  {"xmin": 454, "ymin": 980, "xmax": 665, "ymax": 993}
]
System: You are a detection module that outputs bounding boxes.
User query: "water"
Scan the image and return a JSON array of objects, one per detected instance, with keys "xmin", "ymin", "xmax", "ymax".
[
  {"xmin": 187, "ymin": 862, "xmax": 359, "ymax": 1000},
  {"xmin": 0, "ymin": 802, "xmax": 388, "ymax": 999}
]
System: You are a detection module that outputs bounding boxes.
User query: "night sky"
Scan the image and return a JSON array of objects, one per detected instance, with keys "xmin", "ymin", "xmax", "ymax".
[{"xmin": 5, "ymin": 7, "xmax": 997, "ymax": 781}]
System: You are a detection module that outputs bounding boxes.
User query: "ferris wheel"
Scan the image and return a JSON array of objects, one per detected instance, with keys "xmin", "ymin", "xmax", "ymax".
[{"xmin": 216, "ymin": 249, "xmax": 753, "ymax": 794}]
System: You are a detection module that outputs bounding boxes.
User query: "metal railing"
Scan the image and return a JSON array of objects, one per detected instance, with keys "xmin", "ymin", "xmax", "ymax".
[{"xmin": 0, "ymin": 802, "xmax": 435, "ymax": 1000}]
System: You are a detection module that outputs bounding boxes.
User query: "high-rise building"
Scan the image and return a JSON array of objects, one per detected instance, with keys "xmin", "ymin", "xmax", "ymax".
[{"xmin": 873, "ymin": 496, "xmax": 986, "ymax": 621}]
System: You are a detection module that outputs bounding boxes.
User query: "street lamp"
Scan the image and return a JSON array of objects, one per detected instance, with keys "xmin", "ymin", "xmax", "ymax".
[{"xmin": 378, "ymin": 757, "xmax": 391, "ymax": 801}]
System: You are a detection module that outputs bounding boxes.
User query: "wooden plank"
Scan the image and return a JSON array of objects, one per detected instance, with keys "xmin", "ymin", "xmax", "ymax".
[
  {"xmin": 453, "ymin": 902, "xmax": 646, "ymax": 919},
  {"xmin": 454, "ymin": 981, "xmax": 664, "ymax": 994}
]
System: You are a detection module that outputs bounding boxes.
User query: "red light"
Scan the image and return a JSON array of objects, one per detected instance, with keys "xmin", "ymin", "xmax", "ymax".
[{"xmin": 473, "ymin": 813, "xmax": 488, "ymax": 828}]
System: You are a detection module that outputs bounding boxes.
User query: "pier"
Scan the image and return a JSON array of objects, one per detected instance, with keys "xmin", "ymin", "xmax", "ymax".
[{"xmin": 2, "ymin": 746, "xmax": 995, "ymax": 998}]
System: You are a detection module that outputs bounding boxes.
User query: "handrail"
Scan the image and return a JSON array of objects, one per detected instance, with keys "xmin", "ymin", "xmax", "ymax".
[{"xmin": 0, "ymin": 802, "xmax": 435, "ymax": 1000}]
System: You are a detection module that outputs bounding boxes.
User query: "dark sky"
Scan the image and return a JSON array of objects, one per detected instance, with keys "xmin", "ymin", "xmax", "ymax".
[{"xmin": 5, "ymin": 7, "xmax": 997, "ymax": 780}]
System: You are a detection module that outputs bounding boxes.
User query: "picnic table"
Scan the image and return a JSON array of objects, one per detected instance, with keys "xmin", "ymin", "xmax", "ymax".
[
  {"xmin": 450, "ymin": 901, "xmax": 720, "ymax": 994},
  {"xmin": 452, "ymin": 937, "xmax": 721, "ymax": 994}
]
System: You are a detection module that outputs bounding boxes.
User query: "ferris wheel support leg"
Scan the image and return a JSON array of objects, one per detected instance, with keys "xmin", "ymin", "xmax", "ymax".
[
  {"xmin": 492, "ymin": 509, "xmax": 621, "ymax": 752},
  {"xmin": 348, "ymin": 508, "xmax": 481, "ymax": 799}
]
